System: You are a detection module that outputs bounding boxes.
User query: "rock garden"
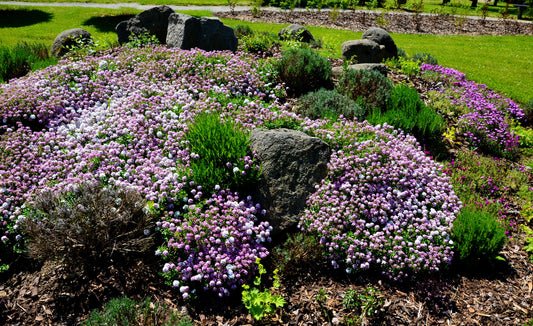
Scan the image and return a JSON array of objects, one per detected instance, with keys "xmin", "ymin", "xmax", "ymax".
[{"xmin": 0, "ymin": 4, "xmax": 533, "ymax": 326}]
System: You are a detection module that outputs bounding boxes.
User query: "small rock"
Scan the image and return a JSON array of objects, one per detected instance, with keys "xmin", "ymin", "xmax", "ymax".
[
  {"xmin": 51, "ymin": 28, "xmax": 92, "ymax": 58},
  {"xmin": 279, "ymin": 24, "xmax": 315, "ymax": 43}
]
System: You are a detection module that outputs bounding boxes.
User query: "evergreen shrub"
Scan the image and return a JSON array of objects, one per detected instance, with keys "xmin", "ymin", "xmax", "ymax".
[
  {"xmin": 296, "ymin": 88, "xmax": 366, "ymax": 120},
  {"xmin": 274, "ymin": 47, "xmax": 332, "ymax": 96},
  {"xmin": 186, "ymin": 112, "xmax": 261, "ymax": 194},
  {"xmin": 367, "ymin": 84, "xmax": 444, "ymax": 140},
  {"xmin": 335, "ymin": 68, "xmax": 392, "ymax": 110},
  {"xmin": 452, "ymin": 205, "xmax": 507, "ymax": 262}
]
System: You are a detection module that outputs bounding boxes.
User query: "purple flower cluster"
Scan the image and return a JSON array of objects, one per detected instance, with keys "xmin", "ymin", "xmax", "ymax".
[
  {"xmin": 299, "ymin": 119, "xmax": 462, "ymax": 280},
  {"xmin": 1, "ymin": 45, "xmax": 464, "ymax": 290},
  {"xmin": 0, "ymin": 47, "xmax": 284, "ymax": 290},
  {"xmin": 421, "ymin": 64, "xmax": 524, "ymax": 158},
  {"xmin": 158, "ymin": 188, "xmax": 271, "ymax": 298}
]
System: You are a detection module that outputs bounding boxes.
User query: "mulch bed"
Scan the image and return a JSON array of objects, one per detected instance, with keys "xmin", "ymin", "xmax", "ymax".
[{"xmin": 215, "ymin": 9, "xmax": 533, "ymax": 36}]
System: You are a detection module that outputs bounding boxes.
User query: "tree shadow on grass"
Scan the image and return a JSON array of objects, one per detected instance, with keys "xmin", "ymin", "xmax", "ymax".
[
  {"xmin": 83, "ymin": 14, "xmax": 136, "ymax": 33},
  {"xmin": 0, "ymin": 9, "xmax": 53, "ymax": 28}
]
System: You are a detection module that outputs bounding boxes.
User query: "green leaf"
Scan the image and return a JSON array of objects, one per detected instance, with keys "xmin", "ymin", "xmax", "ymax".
[{"xmin": 272, "ymin": 295, "xmax": 286, "ymax": 307}]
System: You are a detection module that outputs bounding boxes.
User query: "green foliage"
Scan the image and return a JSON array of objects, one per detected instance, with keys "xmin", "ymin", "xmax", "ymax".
[
  {"xmin": 242, "ymin": 258, "xmax": 286, "ymax": 320},
  {"xmin": 186, "ymin": 112, "xmax": 260, "ymax": 194},
  {"xmin": 446, "ymin": 149, "xmax": 530, "ymax": 205},
  {"xmin": 271, "ymin": 233, "xmax": 324, "ymax": 277},
  {"xmin": 366, "ymin": 84, "xmax": 444, "ymax": 140},
  {"xmin": 296, "ymin": 88, "xmax": 366, "ymax": 120},
  {"xmin": 126, "ymin": 31, "xmax": 161, "ymax": 49},
  {"xmin": 0, "ymin": 41, "xmax": 56, "ymax": 83},
  {"xmin": 233, "ymin": 24, "xmax": 254, "ymax": 39},
  {"xmin": 511, "ymin": 122, "xmax": 533, "ymax": 154},
  {"xmin": 411, "ymin": 52, "xmax": 438, "ymax": 65},
  {"xmin": 522, "ymin": 225, "xmax": 533, "ymax": 263},
  {"xmin": 451, "ymin": 205, "xmax": 507, "ymax": 262},
  {"xmin": 522, "ymin": 98, "xmax": 533, "ymax": 126},
  {"xmin": 83, "ymin": 297, "xmax": 137, "ymax": 325},
  {"xmin": 343, "ymin": 287, "xmax": 383, "ymax": 325},
  {"xmin": 83, "ymin": 296, "xmax": 193, "ymax": 326},
  {"xmin": 335, "ymin": 68, "xmax": 392, "ymax": 110},
  {"xmin": 314, "ymin": 288, "xmax": 328, "ymax": 303},
  {"xmin": 274, "ymin": 47, "xmax": 332, "ymax": 96},
  {"xmin": 22, "ymin": 182, "xmax": 154, "ymax": 274},
  {"xmin": 239, "ymin": 32, "xmax": 279, "ymax": 55}
]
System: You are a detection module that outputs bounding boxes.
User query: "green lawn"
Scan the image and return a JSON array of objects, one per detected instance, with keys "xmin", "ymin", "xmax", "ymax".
[
  {"xmin": 1, "ymin": 4, "xmax": 531, "ymax": 103},
  {"xmin": 222, "ymin": 19, "xmax": 533, "ymax": 103}
]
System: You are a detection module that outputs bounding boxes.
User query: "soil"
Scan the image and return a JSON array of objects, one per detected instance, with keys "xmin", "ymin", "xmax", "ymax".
[
  {"xmin": 1, "ymin": 10, "xmax": 533, "ymax": 326},
  {"xmin": 215, "ymin": 8, "xmax": 533, "ymax": 36}
]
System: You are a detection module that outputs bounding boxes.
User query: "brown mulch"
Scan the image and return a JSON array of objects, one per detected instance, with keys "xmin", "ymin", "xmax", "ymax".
[
  {"xmin": 1, "ymin": 10, "xmax": 533, "ymax": 326},
  {"xmin": 216, "ymin": 9, "xmax": 533, "ymax": 36}
]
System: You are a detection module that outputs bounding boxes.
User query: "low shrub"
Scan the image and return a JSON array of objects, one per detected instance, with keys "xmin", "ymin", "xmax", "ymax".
[
  {"xmin": 185, "ymin": 112, "xmax": 261, "ymax": 195},
  {"xmin": 126, "ymin": 31, "xmax": 161, "ymax": 49},
  {"xmin": 241, "ymin": 258, "xmax": 285, "ymax": 320},
  {"xmin": 0, "ymin": 41, "xmax": 55, "ymax": 83},
  {"xmin": 271, "ymin": 233, "xmax": 324, "ymax": 277},
  {"xmin": 366, "ymin": 84, "xmax": 444, "ymax": 140},
  {"xmin": 233, "ymin": 24, "xmax": 254, "ymax": 39},
  {"xmin": 411, "ymin": 52, "xmax": 438, "ymax": 65},
  {"xmin": 451, "ymin": 205, "xmax": 507, "ymax": 262},
  {"xmin": 335, "ymin": 68, "xmax": 392, "ymax": 110},
  {"xmin": 22, "ymin": 182, "xmax": 154, "ymax": 274},
  {"xmin": 274, "ymin": 47, "xmax": 332, "ymax": 97},
  {"xmin": 239, "ymin": 32, "xmax": 279, "ymax": 55},
  {"xmin": 83, "ymin": 297, "xmax": 193, "ymax": 326},
  {"xmin": 343, "ymin": 287, "xmax": 383, "ymax": 325},
  {"xmin": 296, "ymin": 88, "xmax": 366, "ymax": 120},
  {"xmin": 522, "ymin": 98, "xmax": 533, "ymax": 126}
]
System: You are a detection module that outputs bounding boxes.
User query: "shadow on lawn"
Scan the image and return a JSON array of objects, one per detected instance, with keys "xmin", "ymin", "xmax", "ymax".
[
  {"xmin": 0, "ymin": 9, "xmax": 53, "ymax": 28},
  {"xmin": 83, "ymin": 14, "xmax": 136, "ymax": 33}
]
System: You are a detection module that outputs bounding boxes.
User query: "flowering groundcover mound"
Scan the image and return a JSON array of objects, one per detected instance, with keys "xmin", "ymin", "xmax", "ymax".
[
  {"xmin": 1, "ymin": 46, "xmax": 461, "ymax": 299},
  {"xmin": 422, "ymin": 64, "xmax": 524, "ymax": 159}
]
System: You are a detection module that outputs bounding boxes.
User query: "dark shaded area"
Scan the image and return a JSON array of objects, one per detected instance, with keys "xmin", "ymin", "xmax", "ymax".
[
  {"xmin": 83, "ymin": 14, "xmax": 136, "ymax": 33},
  {"xmin": 0, "ymin": 9, "xmax": 53, "ymax": 28}
]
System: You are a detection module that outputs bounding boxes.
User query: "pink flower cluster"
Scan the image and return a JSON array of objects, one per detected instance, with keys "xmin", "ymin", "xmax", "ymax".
[
  {"xmin": 421, "ymin": 64, "xmax": 524, "ymax": 158},
  {"xmin": 299, "ymin": 119, "xmax": 462, "ymax": 280},
  {"xmin": 158, "ymin": 188, "xmax": 271, "ymax": 299},
  {"xmin": 0, "ymin": 47, "xmax": 283, "ymax": 289}
]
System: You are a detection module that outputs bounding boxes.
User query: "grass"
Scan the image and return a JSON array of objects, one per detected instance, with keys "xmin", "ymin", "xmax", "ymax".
[
  {"xmin": 222, "ymin": 19, "xmax": 532, "ymax": 103},
  {"xmin": 0, "ymin": 4, "xmax": 531, "ymax": 103}
]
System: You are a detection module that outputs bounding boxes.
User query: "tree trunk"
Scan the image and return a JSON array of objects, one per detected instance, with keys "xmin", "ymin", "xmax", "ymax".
[{"xmin": 471, "ymin": 0, "xmax": 479, "ymax": 6}]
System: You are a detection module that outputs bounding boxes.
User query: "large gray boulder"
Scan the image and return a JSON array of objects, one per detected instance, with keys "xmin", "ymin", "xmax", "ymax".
[
  {"xmin": 362, "ymin": 27, "xmax": 398, "ymax": 60},
  {"xmin": 278, "ymin": 24, "xmax": 315, "ymax": 43},
  {"xmin": 250, "ymin": 128, "xmax": 331, "ymax": 235},
  {"xmin": 341, "ymin": 39, "xmax": 385, "ymax": 63},
  {"xmin": 51, "ymin": 28, "xmax": 92, "ymax": 58},
  {"xmin": 115, "ymin": 5, "xmax": 175, "ymax": 45},
  {"xmin": 166, "ymin": 13, "xmax": 238, "ymax": 52}
]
